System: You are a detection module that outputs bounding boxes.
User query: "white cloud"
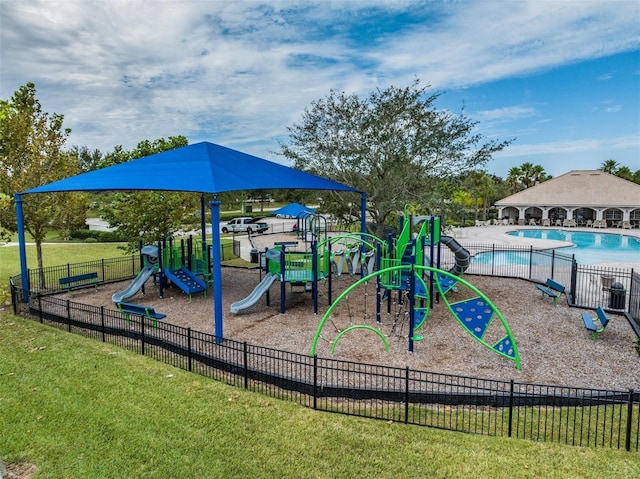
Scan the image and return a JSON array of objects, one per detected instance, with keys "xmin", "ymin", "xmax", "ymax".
[
  {"xmin": 0, "ymin": 0, "xmax": 638, "ymax": 162},
  {"xmin": 494, "ymin": 134, "xmax": 639, "ymax": 158},
  {"xmin": 477, "ymin": 106, "xmax": 536, "ymax": 122}
]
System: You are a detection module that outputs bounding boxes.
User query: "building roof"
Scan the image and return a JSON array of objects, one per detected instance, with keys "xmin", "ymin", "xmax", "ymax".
[{"xmin": 495, "ymin": 170, "xmax": 640, "ymax": 208}]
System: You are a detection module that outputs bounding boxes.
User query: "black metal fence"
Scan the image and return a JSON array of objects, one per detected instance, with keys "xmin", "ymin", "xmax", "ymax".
[
  {"xmin": 8, "ymin": 243, "xmax": 640, "ymax": 452},
  {"xmin": 9, "ymin": 286, "xmax": 639, "ymax": 452},
  {"xmin": 439, "ymin": 243, "xmax": 638, "ymax": 319}
]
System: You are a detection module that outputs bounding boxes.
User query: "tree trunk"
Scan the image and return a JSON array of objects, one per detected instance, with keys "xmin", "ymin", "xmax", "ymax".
[{"xmin": 36, "ymin": 239, "xmax": 45, "ymax": 290}]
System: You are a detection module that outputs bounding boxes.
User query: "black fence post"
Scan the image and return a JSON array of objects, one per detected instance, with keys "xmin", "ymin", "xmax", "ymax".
[
  {"xmin": 11, "ymin": 283, "xmax": 17, "ymax": 315},
  {"xmin": 37, "ymin": 294, "xmax": 43, "ymax": 323},
  {"xmin": 313, "ymin": 355, "xmax": 318, "ymax": 410},
  {"xmin": 625, "ymin": 389, "xmax": 634, "ymax": 452},
  {"xmin": 508, "ymin": 379, "xmax": 514, "ymax": 438},
  {"xmin": 187, "ymin": 328, "xmax": 192, "ymax": 372},
  {"xmin": 404, "ymin": 366, "xmax": 410, "ymax": 424},
  {"xmin": 101, "ymin": 258, "xmax": 105, "ymax": 282},
  {"xmin": 243, "ymin": 342, "xmax": 249, "ymax": 389},
  {"xmin": 491, "ymin": 244, "xmax": 495, "ymax": 276},
  {"xmin": 66, "ymin": 300, "xmax": 71, "ymax": 332},
  {"xmin": 570, "ymin": 258, "xmax": 578, "ymax": 303},
  {"xmin": 100, "ymin": 306, "xmax": 106, "ymax": 343},
  {"xmin": 528, "ymin": 246, "xmax": 533, "ymax": 280},
  {"xmin": 140, "ymin": 318, "xmax": 145, "ymax": 356}
]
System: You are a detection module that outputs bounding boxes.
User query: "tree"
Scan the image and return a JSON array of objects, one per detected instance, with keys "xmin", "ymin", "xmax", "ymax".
[
  {"xmin": 598, "ymin": 160, "xmax": 640, "ymax": 184},
  {"xmin": 70, "ymin": 145, "xmax": 103, "ymax": 173},
  {"xmin": 99, "ymin": 136, "xmax": 201, "ymax": 252},
  {"xmin": 599, "ymin": 159, "xmax": 619, "ymax": 174},
  {"xmin": 614, "ymin": 166, "xmax": 634, "ymax": 182},
  {"xmin": 279, "ymin": 80, "xmax": 513, "ymax": 237},
  {"xmin": 505, "ymin": 162, "xmax": 551, "ymax": 192},
  {"xmin": 0, "ymin": 82, "xmax": 86, "ymax": 275},
  {"xmin": 463, "ymin": 171, "xmax": 496, "ymax": 221}
]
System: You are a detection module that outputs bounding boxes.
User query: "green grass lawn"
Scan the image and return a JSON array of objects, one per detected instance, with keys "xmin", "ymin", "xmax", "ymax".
[
  {"xmin": 0, "ymin": 242, "xmax": 129, "ymax": 281},
  {"xmin": 1, "ymin": 312, "xmax": 638, "ymax": 478}
]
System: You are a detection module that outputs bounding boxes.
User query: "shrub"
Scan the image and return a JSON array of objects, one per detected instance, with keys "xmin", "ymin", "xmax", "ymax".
[
  {"xmin": 634, "ymin": 337, "xmax": 640, "ymax": 357},
  {"xmin": 71, "ymin": 229, "xmax": 124, "ymax": 242},
  {"xmin": 84, "ymin": 237, "xmax": 98, "ymax": 243}
]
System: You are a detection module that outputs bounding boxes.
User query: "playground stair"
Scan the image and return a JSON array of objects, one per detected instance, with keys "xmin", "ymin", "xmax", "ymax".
[
  {"xmin": 165, "ymin": 266, "xmax": 207, "ymax": 299},
  {"xmin": 448, "ymin": 296, "xmax": 517, "ymax": 360}
]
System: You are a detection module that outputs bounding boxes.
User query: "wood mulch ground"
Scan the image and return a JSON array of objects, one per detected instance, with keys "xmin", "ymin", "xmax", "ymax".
[{"xmin": 65, "ymin": 263, "xmax": 639, "ymax": 391}]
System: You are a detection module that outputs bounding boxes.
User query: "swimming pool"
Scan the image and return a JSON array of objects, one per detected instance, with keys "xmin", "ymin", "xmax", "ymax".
[{"xmin": 503, "ymin": 229, "xmax": 640, "ymax": 265}]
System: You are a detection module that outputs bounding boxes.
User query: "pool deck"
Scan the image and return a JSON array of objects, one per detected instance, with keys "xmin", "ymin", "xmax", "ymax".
[{"xmin": 452, "ymin": 225, "xmax": 640, "ymax": 269}]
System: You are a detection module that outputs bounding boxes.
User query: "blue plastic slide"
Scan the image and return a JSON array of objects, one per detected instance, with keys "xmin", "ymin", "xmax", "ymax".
[
  {"xmin": 230, "ymin": 273, "xmax": 278, "ymax": 314},
  {"xmin": 112, "ymin": 266, "xmax": 155, "ymax": 303}
]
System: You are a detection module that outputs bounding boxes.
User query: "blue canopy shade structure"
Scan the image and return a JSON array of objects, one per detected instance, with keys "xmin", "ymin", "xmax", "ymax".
[
  {"xmin": 270, "ymin": 202, "xmax": 315, "ymax": 218},
  {"xmin": 15, "ymin": 141, "xmax": 366, "ymax": 342},
  {"xmin": 23, "ymin": 142, "xmax": 359, "ymax": 194}
]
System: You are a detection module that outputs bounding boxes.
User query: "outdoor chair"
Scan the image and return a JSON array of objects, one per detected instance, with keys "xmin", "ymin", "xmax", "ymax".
[
  {"xmin": 600, "ymin": 275, "xmax": 615, "ymax": 292},
  {"xmin": 542, "ymin": 218, "xmax": 550, "ymax": 227},
  {"xmin": 586, "ymin": 219, "xmax": 593, "ymax": 227},
  {"xmin": 555, "ymin": 219, "xmax": 562, "ymax": 227}
]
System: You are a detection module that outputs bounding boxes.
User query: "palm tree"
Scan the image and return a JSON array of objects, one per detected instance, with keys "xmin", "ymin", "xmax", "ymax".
[
  {"xmin": 506, "ymin": 166, "xmax": 523, "ymax": 193},
  {"xmin": 600, "ymin": 159, "xmax": 619, "ymax": 174},
  {"xmin": 505, "ymin": 163, "xmax": 551, "ymax": 192}
]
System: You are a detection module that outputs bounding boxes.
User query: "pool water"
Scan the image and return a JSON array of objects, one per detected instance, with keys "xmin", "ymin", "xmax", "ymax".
[{"xmin": 503, "ymin": 229, "xmax": 640, "ymax": 265}]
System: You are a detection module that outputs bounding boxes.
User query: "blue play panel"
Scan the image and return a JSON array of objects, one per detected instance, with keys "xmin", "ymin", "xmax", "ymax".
[
  {"xmin": 450, "ymin": 297, "xmax": 493, "ymax": 339},
  {"xmin": 438, "ymin": 273, "xmax": 458, "ymax": 294},
  {"xmin": 493, "ymin": 336, "xmax": 516, "ymax": 358}
]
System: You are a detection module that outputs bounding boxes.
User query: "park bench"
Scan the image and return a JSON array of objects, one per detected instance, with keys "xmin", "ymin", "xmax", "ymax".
[
  {"xmin": 59, "ymin": 272, "xmax": 100, "ymax": 291},
  {"xmin": 581, "ymin": 306, "xmax": 610, "ymax": 341},
  {"xmin": 116, "ymin": 302, "xmax": 166, "ymax": 328},
  {"xmin": 535, "ymin": 278, "xmax": 565, "ymax": 306}
]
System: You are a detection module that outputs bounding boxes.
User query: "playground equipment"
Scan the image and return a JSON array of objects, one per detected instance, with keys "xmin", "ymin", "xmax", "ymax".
[
  {"xmin": 310, "ymin": 210, "xmax": 520, "ymax": 369},
  {"xmin": 160, "ymin": 237, "xmax": 208, "ymax": 300},
  {"xmin": 230, "ymin": 241, "xmax": 332, "ymax": 314},
  {"xmin": 113, "ymin": 237, "xmax": 210, "ymax": 304},
  {"xmin": 295, "ymin": 212, "xmax": 329, "ymax": 246},
  {"xmin": 230, "ymin": 231, "xmax": 381, "ymax": 315},
  {"xmin": 311, "ymin": 265, "xmax": 521, "ymax": 369},
  {"xmin": 112, "ymin": 245, "xmax": 160, "ymax": 303}
]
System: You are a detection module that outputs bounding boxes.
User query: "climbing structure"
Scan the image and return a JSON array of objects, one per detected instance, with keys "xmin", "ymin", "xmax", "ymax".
[
  {"xmin": 311, "ymin": 265, "xmax": 521, "ymax": 369},
  {"xmin": 161, "ymin": 238, "xmax": 208, "ymax": 300},
  {"xmin": 310, "ymin": 210, "xmax": 520, "ymax": 369}
]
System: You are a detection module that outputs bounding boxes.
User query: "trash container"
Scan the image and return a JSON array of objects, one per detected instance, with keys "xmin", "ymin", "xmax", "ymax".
[
  {"xmin": 609, "ymin": 282, "xmax": 625, "ymax": 309},
  {"xmin": 250, "ymin": 248, "xmax": 259, "ymax": 264}
]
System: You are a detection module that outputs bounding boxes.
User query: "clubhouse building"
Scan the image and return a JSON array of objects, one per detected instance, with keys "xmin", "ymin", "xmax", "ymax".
[{"xmin": 495, "ymin": 170, "xmax": 640, "ymax": 228}]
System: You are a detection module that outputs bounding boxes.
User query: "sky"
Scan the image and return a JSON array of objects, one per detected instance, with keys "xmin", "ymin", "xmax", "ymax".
[{"xmin": 1, "ymin": 0, "xmax": 638, "ymax": 179}]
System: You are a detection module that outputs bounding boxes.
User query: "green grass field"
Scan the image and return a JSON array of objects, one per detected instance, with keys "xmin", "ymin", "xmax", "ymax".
[
  {"xmin": 1, "ymin": 312, "xmax": 638, "ymax": 478},
  {"xmin": 0, "ymin": 242, "xmax": 128, "ymax": 281},
  {"xmin": 2, "ymin": 241, "xmax": 639, "ymax": 476}
]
